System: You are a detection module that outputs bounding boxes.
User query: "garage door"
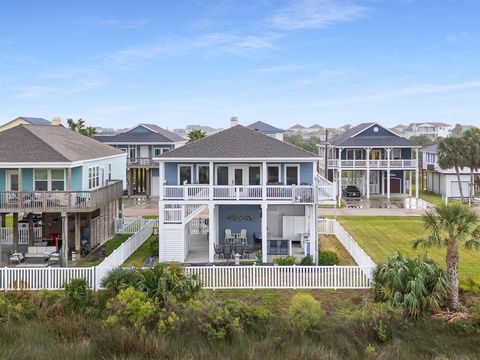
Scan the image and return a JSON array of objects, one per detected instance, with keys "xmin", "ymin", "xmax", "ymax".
[
  {"xmin": 450, "ymin": 181, "xmax": 469, "ymax": 198},
  {"xmin": 383, "ymin": 178, "xmax": 401, "ymax": 193}
]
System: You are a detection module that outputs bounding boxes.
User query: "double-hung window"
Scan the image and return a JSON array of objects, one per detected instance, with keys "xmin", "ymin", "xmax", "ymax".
[
  {"xmin": 216, "ymin": 166, "xmax": 228, "ymax": 185},
  {"xmin": 285, "ymin": 165, "xmax": 299, "ymax": 185},
  {"xmin": 34, "ymin": 169, "xmax": 65, "ymax": 191},
  {"xmin": 89, "ymin": 166, "xmax": 100, "ymax": 189},
  {"xmin": 249, "ymin": 166, "xmax": 261, "ymax": 185}
]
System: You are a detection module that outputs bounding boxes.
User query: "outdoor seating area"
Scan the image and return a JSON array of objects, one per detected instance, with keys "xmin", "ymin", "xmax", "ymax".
[
  {"xmin": 8, "ymin": 245, "xmax": 61, "ymax": 266},
  {"xmin": 214, "ymin": 229, "xmax": 256, "ymax": 260}
]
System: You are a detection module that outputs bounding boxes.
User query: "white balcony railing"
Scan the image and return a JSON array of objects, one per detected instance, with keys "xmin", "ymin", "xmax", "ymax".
[
  {"xmin": 162, "ymin": 185, "xmax": 322, "ymax": 203},
  {"xmin": 320, "ymin": 159, "xmax": 418, "ymax": 169},
  {"xmin": 0, "ymin": 180, "xmax": 123, "ymax": 213}
]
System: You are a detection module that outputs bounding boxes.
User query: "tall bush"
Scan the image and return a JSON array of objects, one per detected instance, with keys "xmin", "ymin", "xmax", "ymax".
[{"xmin": 288, "ymin": 293, "xmax": 324, "ymax": 333}]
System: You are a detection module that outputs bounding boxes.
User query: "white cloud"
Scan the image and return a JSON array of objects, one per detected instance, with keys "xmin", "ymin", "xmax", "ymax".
[{"xmin": 269, "ymin": 0, "xmax": 368, "ymax": 30}]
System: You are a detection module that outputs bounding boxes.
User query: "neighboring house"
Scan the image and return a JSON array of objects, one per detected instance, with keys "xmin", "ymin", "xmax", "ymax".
[
  {"xmin": 0, "ymin": 116, "xmax": 50, "ymax": 132},
  {"xmin": 174, "ymin": 125, "xmax": 218, "ymax": 139},
  {"xmin": 306, "ymin": 124, "xmax": 325, "ymax": 138},
  {"xmin": 391, "ymin": 124, "xmax": 407, "ymax": 137},
  {"xmin": 155, "ymin": 125, "xmax": 335, "ymax": 264},
  {"xmin": 247, "ymin": 121, "xmax": 285, "ymax": 141},
  {"xmin": 421, "ymin": 144, "xmax": 480, "ymax": 199},
  {"xmin": 0, "ymin": 125, "xmax": 126, "ymax": 263},
  {"xmin": 405, "ymin": 122, "xmax": 452, "ymax": 140},
  {"xmin": 95, "ymin": 124, "xmax": 185, "ymax": 197},
  {"xmin": 321, "ymin": 123, "xmax": 420, "ymax": 200}
]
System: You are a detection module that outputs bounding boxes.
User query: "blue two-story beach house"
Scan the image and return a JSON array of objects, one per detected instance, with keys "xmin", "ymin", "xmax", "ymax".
[
  {"xmin": 156, "ymin": 124, "xmax": 336, "ymax": 263},
  {"xmin": 320, "ymin": 122, "xmax": 420, "ymax": 201},
  {"xmin": 95, "ymin": 124, "xmax": 185, "ymax": 197},
  {"xmin": 0, "ymin": 124, "xmax": 126, "ymax": 263}
]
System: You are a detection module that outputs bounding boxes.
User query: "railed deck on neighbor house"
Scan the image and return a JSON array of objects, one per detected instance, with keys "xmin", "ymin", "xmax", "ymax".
[
  {"xmin": 0, "ymin": 180, "xmax": 123, "ymax": 213},
  {"xmin": 319, "ymin": 158, "xmax": 418, "ymax": 169}
]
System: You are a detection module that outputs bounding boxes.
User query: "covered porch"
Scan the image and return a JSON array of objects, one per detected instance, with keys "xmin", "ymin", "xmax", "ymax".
[{"xmin": 183, "ymin": 204, "xmax": 316, "ymax": 264}]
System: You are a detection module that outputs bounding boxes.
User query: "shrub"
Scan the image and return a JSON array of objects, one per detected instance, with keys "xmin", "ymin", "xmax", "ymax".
[
  {"xmin": 288, "ymin": 293, "xmax": 324, "ymax": 333},
  {"xmin": 300, "ymin": 255, "xmax": 314, "ymax": 266},
  {"xmin": 64, "ymin": 279, "xmax": 92, "ymax": 310},
  {"xmin": 136, "ymin": 263, "xmax": 200, "ymax": 306},
  {"xmin": 318, "ymin": 251, "xmax": 339, "ymax": 266},
  {"xmin": 159, "ymin": 297, "xmax": 270, "ymax": 340},
  {"xmin": 105, "ymin": 287, "xmax": 157, "ymax": 332},
  {"xmin": 372, "ymin": 252, "xmax": 449, "ymax": 319},
  {"xmin": 273, "ymin": 256, "xmax": 296, "ymax": 265},
  {"xmin": 101, "ymin": 267, "xmax": 141, "ymax": 294},
  {"xmin": 0, "ymin": 295, "xmax": 24, "ymax": 323}
]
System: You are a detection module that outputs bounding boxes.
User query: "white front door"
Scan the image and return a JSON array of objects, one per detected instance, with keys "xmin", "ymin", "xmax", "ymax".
[
  {"xmin": 6, "ymin": 170, "xmax": 19, "ymax": 191},
  {"xmin": 139, "ymin": 145, "xmax": 149, "ymax": 159},
  {"xmin": 369, "ymin": 171, "xmax": 380, "ymax": 194}
]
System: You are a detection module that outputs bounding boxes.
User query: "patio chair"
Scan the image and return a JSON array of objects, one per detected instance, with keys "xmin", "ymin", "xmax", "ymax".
[
  {"xmin": 234, "ymin": 244, "xmax": 244, "ymax": 258},
  {"xmin": 223, "ymin": 244, "xmax": 233, "ymax": 260},
  {"xmin": 214, "ymin": 244, "xmax": 224, "ymax": 259},
  {"xmin": 224, "ymin": 229, "xmax": 235, "ymax": 244},
  {"xmin": 242, "ymin": 245, "xmax": 254, "ymax": 258}
]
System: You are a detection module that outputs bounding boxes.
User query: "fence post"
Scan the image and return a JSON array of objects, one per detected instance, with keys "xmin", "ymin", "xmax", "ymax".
[
  {"xmin": 334, "ymin": 265, "xmax": 337, "ymax": 290},
  {"xmin": 293, "ymin": 264, "xmax": 297, "ymax": 289}
]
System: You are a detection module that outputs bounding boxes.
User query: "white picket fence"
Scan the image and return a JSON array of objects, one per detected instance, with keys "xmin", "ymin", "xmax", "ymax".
[
  {"xmin": 115, "ymin": 217, "xmax": 152, "ymax": 234},
  {"xmin": 99, "ymin": 219, "xmax": 156, "ymax": 269},
  {"xmin": 319, "ymin": 218, "xmax": 376, "ymax": 272},
  {"xmin": 0, "ymin": 267, "xmax": 95, "ymax": 290},
  {"xmin": 0, "ymin": 264, "xmax": 373, "ymax": 291},
  {"xmin": 185, "ymin": 265, "xmax": 372, "ymax": 289},
  {"xmin": 0, "ymin": 227, "xmax": 43, "ymax": 245}
]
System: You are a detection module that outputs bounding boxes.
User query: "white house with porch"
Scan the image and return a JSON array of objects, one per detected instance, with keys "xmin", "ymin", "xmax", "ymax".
[
  {"xmin": 319, "ymin": 123, "xmax": 421, "ymax": 202},
  {"xmin": 156, "ymin": 125, "xmax": 336, "ymax": 264}
]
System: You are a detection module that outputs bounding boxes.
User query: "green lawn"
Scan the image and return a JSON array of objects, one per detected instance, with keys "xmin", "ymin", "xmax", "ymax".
[
  {"xmin": 337, "ymin": 216, "xmax": 480, "ymax": 283},
  {"xmin": 123, "ymin": 235, "xmax": 157, "ymax": 267},
  {"xmin": 75, "ymin": 233, "xmax": 131, "ymax": 267},
  {"xmin": 319, "ymin": 234, "xmax": 356, "ymax": 265}
]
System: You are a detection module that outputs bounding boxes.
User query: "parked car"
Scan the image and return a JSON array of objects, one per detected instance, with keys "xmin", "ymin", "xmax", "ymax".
[{"xmin": 343, "ymin": 185, "xmax": 361, "ymax": 198}]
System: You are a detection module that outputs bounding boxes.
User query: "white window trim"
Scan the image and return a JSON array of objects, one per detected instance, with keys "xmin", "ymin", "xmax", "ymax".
[
  {"xmin": 248, "ymin": 165, "xmax": 262, "ymax": 185},
  {"xmin": 153, "ymin": 146, "xmax": 171, "ymax": 157},
  {"xmin": 267, "ymin": 164, "xmax": 281, "ymax": 184},
  {"xmin": 34, "ymin": 169, "xmax": 66, "ymax": 191},
  {"xmin": 88, "ymin": 166, "xmax": 100, "ymax": 190},
  {"xmin": 284, "ymin": 164, "xmax": 300, "ymax": 185},
  {"xmin": 392, "ymin": 149, "xmax": 402, "ymax": 160},
  {"xmin": 178, "ymin": 164, "xmax": 193, "ymax": 185},
  {"xmin": 196, "ymin": 164, "xmax": 210, "ymax": 185}
]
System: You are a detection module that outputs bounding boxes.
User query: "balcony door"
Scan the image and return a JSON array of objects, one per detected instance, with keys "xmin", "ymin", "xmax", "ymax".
[
  {"xmin": 6, "ymin": 170, "xmax": 19, "ymax": 191},
  {"xmin": 229, "ymin": 166, "xmax": 248, "ymax": 186}
]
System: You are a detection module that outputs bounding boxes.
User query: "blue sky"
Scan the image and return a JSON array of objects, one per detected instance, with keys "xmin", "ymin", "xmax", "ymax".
[{"xmin": 1, "ymin": 0, "xmax": 479, "ymax": 130}]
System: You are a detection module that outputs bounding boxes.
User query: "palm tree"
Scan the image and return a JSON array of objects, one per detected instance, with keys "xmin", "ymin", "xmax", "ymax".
[
  {"xmin": 412, "ymin": 203, "xmax": 480, "ymax": 310},
  {"xmin": 66, "ymin": 118, "xmax": 97, "ymax": 137},
  {"xmin": 437, "ymin": 136, "xmax": 467, "ymax": 202},
  {"xmin": 462, "ymin": 128, "xmax": 480, "ymax": 205},
  {"xmin": 187, "ymin": 129, "xmax": 206, "ymax": 142}
]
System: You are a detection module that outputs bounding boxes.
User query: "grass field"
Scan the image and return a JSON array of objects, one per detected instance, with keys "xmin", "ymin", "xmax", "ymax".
[
  {"xmin": 320, "ymin": 234, "xmax": 356, "ymax": 265},
  {"xmin": 75, "ymin": 233, "xmax": 131, "ymax": 267},
  {"xmin": 123, "ymin": 234, "xmax": 157, "ymax": 267},
  {"xmin": 337, "ymin": 216, "xmax": 480, "ymax": 283}
]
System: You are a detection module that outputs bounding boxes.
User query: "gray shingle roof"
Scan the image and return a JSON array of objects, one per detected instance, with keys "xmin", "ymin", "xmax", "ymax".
[
  {"xmin": 159, "ymin": 125, "xmax": 318, "ymax": 159},
  {"xmin": 17, "ymin": 117, "xmax": 51, "ymax": 125},
  {"xmin": 330, "ymin": 122, "xmax": 418, "ymax": 147},
  {"xmin": 95, "ymin": 124, "xmax": 184, "ymax": 143},
  {"xmin": 422, "ymin": 144, "xmax": 438, "ymax": 153},
  {"xmin": 0, "ymin": 125, "xmax": 124, "ymax": 163},
  {"xmin": 247, "ymin": 121, "xmax": 284, "ymax": 133}
]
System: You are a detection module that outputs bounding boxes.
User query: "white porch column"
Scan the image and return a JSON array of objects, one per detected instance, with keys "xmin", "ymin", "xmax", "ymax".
[
  {"xmin": 209, "ymin": 161, "xmax": 214, "ymax": 201},
  {"xmin": 365, "ymin": 148, "xmax": 371, "ymax": 199},
  {"xmin": 159, "ymin": 161, "xmax": 165, "ymax": 201},
  {"xmin": 262, "ymin": 161, "xmax": 267, "ymax": 201},
  {"xmin": 62, "ymin": 213, "xmax": 68, "ymax": 266},
  {"xmin": 208, "ymin": 204, "xmax": 215, "ymax": 263},
  {"xmin": 409, "ymin": 171, "xmax": 413, "ymax": 196},
  {"xmin": 261, "ymin": 203, "xmax": 268, "ymax": 263},
  {"xmin": 74, "ymin": 213, "xmax": 81, "ymax": 253},
  {"xmin": 338, "ymin": 148, "xmax": 343, "ymax": 205},
  {"xmin": 415, "ymin": 149, "xmax": 419, "ymax": 199},
  {"xmin": 386, "ymin": 148, "xmax": 391, "ymax": 200}
]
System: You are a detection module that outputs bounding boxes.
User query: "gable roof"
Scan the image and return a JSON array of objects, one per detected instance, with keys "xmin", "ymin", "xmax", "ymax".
[
  {"xmin": 330, "ymin": 122, "xmax": 418, "ymax": 147},
  {"xmin": 247, "ymin": 121, "xmax": 284, "ymax": 133},
  {"xmin": 159, "ymin": 125, "xmax": 318, "ymax": 159},
  {"xmin": 95, "ymin": 123, "xmax": 184, "ymax": 143},
  {"xmin": 289, "ymin": 124, "xmax": 306, "ymax": 130},
  {"xmin": 0, "ymin": 125, "xmax": 124, "ymax": 163},
  {"xmin": 16, "ymin": 117, "xmax": 51, "ymax": 125}
]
